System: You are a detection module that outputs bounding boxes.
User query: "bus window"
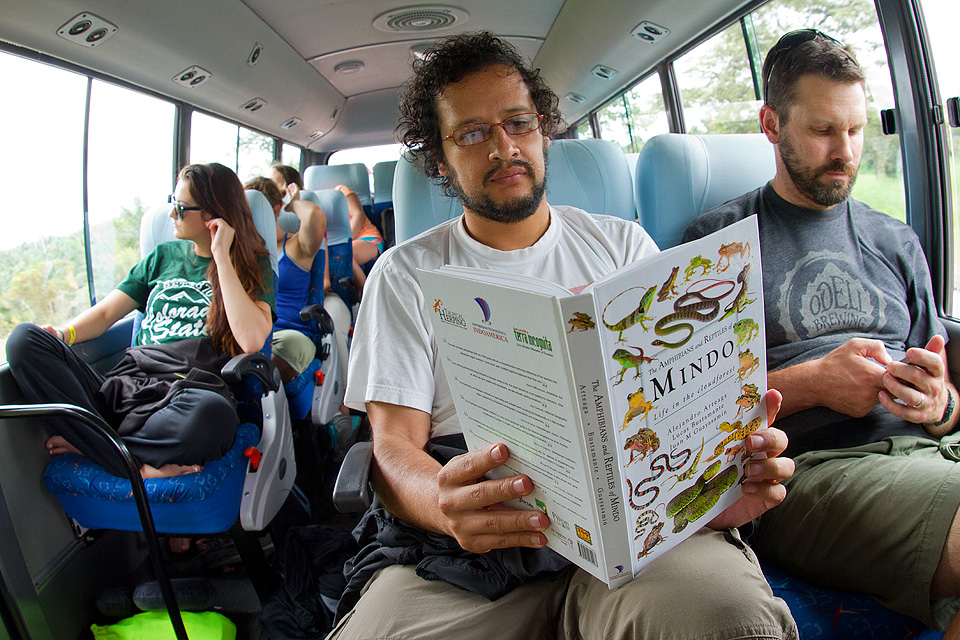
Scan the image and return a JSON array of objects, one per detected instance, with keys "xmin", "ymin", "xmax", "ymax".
[
  {"xmin": 191, "ymin": 112, "xmax": 239, "ymax": 171},
  {"xmin": 749, "ymin": 0, "xmax": 905, "ymax": 222},
  {"xmin": 595, "ymin": 73, "xmax": 669, "ymax": 153},
  {"xmin": 575, "ymin": 120, "xmax": 595, "ymax": 139},
  {"xmin": 238, "ymin": 127, "xmax": 274, "ymax": 183},
  {"xmin": 918, "ymin": 0, "xmax": 960, "ymax": 315},
  {"xmin": 328, "ymin": 143, "xmax": 404, "ymax": 193},
  {"xmin": 673, "ymin": 21, "xmax": 761, "ymax": 135},
  {"xmin": 281, "ymin": 143, "xmax": 302, "ymax": 170},
  {"xmin": 190, "ymin": 113, "xmax": 275, "ymax": 182},
  {"xmin": 87, "ymin": 80, "xmax": 175, "ymax": 297},
  {"xmin": 0, "ymin": 52, "xmax": 88, "ymax": 360},
  {"xmin": 328, "ymin": 143, "xmax": 403, "ymax": 168}
]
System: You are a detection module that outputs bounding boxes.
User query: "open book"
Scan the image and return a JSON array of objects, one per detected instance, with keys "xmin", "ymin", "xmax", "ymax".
[{"xmin": 419, "ymin": 216, "xmax": 765, "ymax": 588}]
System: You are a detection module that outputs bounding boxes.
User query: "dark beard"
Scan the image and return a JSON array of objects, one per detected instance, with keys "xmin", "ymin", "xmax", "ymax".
[
  {"xmin": 779, "ymin": 131, "xmax": 858, "ymax": 208},
  {"xmin": 447, "ymin": 152, "xmax": 548, "ymax": 224}
]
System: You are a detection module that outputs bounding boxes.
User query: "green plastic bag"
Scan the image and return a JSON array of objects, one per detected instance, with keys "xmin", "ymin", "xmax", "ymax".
[{"xmin": 91, "ymin": 610, "xmax": 236, "ymax": 640}]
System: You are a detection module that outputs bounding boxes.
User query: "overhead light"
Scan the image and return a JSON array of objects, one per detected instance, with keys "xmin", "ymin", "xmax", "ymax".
[
  {"xmin": 307, "ymin": 130, "xmax": 325, "ymax": 141},
  {"xmin": 373, "ymin": 5, "xmax": 469, "ymax": 33},
  {"xmin": 248, "ymin": 42, "xmax": 263, "ymax": 67},
  {"xmin": 565, "ymin": 92, "xmax": 586, "ymax": 104},
  {"xmin": 173, "ymin": 66, "xmax": 213, "ymax": 88},
  {"xmin": 241, "ymin": 98, "xmax": 267, "ymax": 112},
  {"xmin": 280, "ymin": 117, "xmax": 302, "ymax": 130},
  {"xmin": 57, "ymin": 12, "xmax": 118, "ymax": 47},
  {"xmin": 592, "ymin": 65, "xmax": 619, "ymax": 80},
  {"xmin": 631, "ymin": 21, "xmax": 670, "ymax": 44},
  {"xmin": 334, "ymin": 60, "xmax": 365, "ymax": 75}
]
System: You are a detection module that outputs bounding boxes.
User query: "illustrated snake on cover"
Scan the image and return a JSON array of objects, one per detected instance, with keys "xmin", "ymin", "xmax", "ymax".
[
  {"xmin": 624, "ymin": 446, "xmax": 692, "ymax": 510},
  {"xmin": 649, "ymin": 279, "xmax": 734, "ymax": 349}
]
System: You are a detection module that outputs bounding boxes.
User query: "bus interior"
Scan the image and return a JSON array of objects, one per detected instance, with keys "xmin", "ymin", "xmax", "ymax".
[{"xmin": 0, "ymin": 0, "xmax": 959, "ymax": 637}]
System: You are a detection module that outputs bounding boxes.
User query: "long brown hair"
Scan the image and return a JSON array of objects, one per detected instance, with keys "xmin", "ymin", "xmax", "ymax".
[{"xmin": 179, "ymin": 163, "xmax": 270, "ymax": 356}]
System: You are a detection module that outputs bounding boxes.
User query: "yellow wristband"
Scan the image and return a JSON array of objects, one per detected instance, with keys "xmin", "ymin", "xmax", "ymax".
[{"xmin": 66, "ymin": 326, "xmax": 76, "ymax": 346}]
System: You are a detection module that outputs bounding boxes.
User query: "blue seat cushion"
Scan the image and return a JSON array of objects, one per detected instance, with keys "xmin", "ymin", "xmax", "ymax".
[
  {"xmin": 284, "ymin": 359, "xmax": 322, "ymax": 421},
  {"xmin": 43, "ymin": 422, "xmax": 260, "ymax": 534},
  {"xmin": 763, "ymin": 565, "xmax": 943, "ymax": 639}
]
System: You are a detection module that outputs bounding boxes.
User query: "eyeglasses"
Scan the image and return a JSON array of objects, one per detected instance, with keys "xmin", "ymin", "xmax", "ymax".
[
  {"xmin": 441, "ymin": 112, "xmax": 544, "ymax": 147},
  {"xmin": 168, "ymin": 194, "xmax": 202, "ymax": 220},
  {"xmin": 763, "ymin": 29, "xmax": 844, "ymax": 99}
]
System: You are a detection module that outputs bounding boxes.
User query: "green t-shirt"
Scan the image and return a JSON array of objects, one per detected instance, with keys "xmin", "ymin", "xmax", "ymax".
[{"xmin": 117, "ymin": 241, "xmax": 274, "ymax": 346}]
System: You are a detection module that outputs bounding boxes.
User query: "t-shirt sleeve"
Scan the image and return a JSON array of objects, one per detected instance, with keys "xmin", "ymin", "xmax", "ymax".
[
  {"xmin": 902, "ymin": 230, "xmax": 947, "ymax": 348},
  {"xmin": 115, "ymin": 247, "xmax": 161, "ymax": 309},
  {"xmin": 344, "ymin": 261, "xmax": 437, "ymax": 414}
]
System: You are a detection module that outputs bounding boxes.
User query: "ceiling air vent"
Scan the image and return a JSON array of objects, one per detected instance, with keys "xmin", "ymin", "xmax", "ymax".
[
  {"xmin": 248, "ymin": 43, "xmax": 263, "ymax": 67},
  {"xmin": 591, "ymin": 65, "xmax": 618, "ymax": 80},
  {"xmin": 173, "ymin": 66, "xmax": 212, "ymax": 88},
  {"xmin": 631, "ymin": 21, "xmax": 670, "ymax": 44},
  {"xmin": 280, "ymin": 117, "xmax": 301, "ymax": 130},
  {"xmin": 307, "ymin": 130, "xmax": 325, "ymax": 141},
  {"xmin": 565, "ymin": 92, "xmax": 586, "ymax": 104},
  {"xmin": 373, "ymin": 5, "xmax": 469, "ymax": 33},
  {"xmin": 57, "ymin": 12, "xmax": 118, "ymax": 47},
  {"xmin": 241, "ymin": 98, "xmax": 267, "ymax": 112}
]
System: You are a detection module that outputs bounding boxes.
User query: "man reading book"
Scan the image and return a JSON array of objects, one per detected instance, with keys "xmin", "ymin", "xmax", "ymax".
[
  {"xmin": 335, "ymin": 31, "xmax": 797, "ymax": 640},
  {"xmin": 683, "ymin": 30, "xmax": 960, "ymax": 634}
]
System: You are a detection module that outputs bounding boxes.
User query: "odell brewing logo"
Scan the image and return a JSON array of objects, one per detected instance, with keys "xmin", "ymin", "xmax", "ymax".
[{"xmin": 432, "ymin": 299, "xmax": 466, "ymax": 329}]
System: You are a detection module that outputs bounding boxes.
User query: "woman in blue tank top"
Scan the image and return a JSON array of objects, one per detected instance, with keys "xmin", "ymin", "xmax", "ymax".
[{"xmin": 245, "ymin": 177, "xmax": 327, "ymax": 383}]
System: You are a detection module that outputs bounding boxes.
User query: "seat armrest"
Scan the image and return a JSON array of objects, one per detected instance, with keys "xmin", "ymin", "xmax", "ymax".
[
  {"xmin": 221, "ymin": 353, "xmax": 281, "ymax": 394},
  {"xmin": 333, "ymin": 441, "xmax": 373, "ymax": 513},
  {"xmin": 300, "ymin": 304, "xmax": 334, "ymax": 335}
]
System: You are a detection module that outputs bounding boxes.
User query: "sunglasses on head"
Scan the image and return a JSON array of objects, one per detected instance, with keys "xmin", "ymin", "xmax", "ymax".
[
  {"xmin": 763, "ymin": 29, "xmax": 845, "ymax": 99},
  {"xmin": 168, "ymin": 194, "xmax": 202, "ymax": 220}
]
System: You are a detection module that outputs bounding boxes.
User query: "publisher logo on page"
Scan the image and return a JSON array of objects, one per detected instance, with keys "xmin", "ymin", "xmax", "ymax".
[{"xmin": 432, "ymin": 299, "xmax": 467, "ymax": 329}]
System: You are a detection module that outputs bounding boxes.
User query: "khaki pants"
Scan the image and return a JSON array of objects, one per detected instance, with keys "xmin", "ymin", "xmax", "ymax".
[{"xmin": 328, "ymin": 528, "xmax": 797, "ymax": 640}]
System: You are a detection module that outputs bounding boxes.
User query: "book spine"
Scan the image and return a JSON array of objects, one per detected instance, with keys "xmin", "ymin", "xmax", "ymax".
[{"xmin": 559, "ymin": 295, "xmax": 632, "ymax": 588}]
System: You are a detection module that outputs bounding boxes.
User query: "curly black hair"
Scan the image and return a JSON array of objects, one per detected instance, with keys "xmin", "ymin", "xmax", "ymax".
[{"xmin": 397, "ymin": 31, "xmax": 563, "ymax": 195}]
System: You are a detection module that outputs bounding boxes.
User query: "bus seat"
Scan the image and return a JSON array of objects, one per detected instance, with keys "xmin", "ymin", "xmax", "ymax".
[
  {"xmin": 392, "ymin": 138, "xmax": 637, "ymax": 244},
  {"xmin": 546, "ymin": 138, "xmax": 636, "ymax": 222},
  {"xmin": 373, "ymin": 160, "xmax": 398, "ymax": 215},
  {"xmin": 636, "ymin": 133, "xmax": 775, "ymax": 249},
  {"xmin": 304, "ymin": 162, "xmax": 379, "ymax": 232},
  {"xmin": 27, "ymin": 196, "xmax": 297, "ymax": 634},
  {"xmin": 274, "ymin": 189, "xmax": 347, "ymax": 426}
]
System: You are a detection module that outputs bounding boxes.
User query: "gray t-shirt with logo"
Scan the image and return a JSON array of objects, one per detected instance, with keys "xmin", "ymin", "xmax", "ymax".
[{"xmin": 682, "ymin": 182, "xmax": 944, "ymax": 454}]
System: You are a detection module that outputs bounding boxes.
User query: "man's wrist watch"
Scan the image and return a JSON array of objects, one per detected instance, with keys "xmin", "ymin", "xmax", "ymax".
[{"xmin": 925, "ymin": 388, "xmax": 955, "ymax": 428}]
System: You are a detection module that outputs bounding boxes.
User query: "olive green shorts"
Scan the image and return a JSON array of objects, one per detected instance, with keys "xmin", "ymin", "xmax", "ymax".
[
  {"xmin": 271, "ymin": 329, "xmax": 315, "ymax": 375},
  {"xmin": 750, "ymin": 434, "xmax": 960, "ymax": 629}
]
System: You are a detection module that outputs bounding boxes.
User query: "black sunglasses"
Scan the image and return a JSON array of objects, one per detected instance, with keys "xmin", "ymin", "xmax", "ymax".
[
  {"xmin": 168, "ymin": 194, "xmax": 202, "ymax": 220},
  {"xmin": 763, "ymin": 29, "xmax": 844, "ymax": 99}
]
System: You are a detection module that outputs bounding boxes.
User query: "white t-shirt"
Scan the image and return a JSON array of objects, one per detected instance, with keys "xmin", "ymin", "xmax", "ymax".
[{"xmin": 345, "ymin": 205, "xmax": 659, "ymax": 439}]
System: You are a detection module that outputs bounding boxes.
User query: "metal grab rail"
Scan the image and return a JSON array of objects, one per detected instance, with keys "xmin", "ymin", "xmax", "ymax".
[{"xmin": 0, "ymin": 403, "xmax": 189, "ymax": 640}]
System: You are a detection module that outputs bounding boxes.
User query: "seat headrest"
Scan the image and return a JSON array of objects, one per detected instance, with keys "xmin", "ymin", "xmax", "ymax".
[
  {"xmin": 139, "ymin": 202, "xmax": 178, "ymax": 256},
  {"xmin": 636, "ymin": 133, "xmax": 776, "ymax": 249},
  {"xmin": 373, "ymin": 161, "xmax": 398, "ymax": 213},
  {"xmin": 392, "ymin": 138, "xmax": 636, "ymax": 243},
  {"xmin": 544, "ymin": 139, "xmax": 636, "ymax": 221},
  {"xmin": 245, "ymin": 189, "xmax": 280, "ymax": 276},
  {"xmin": 303, "ymin": 163, "xmax": 372, "ymax": 208},
  {"xmin": 287, "ymin": 189, "xmax": 351, "ymax": 246}
]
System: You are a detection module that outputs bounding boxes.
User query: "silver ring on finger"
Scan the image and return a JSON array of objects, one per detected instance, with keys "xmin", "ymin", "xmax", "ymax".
[{"xmin": 914, "ymin": 396, "xmax": 924, "ymax": 409}]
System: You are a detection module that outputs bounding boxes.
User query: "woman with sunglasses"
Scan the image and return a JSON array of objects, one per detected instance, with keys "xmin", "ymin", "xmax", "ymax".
[{"xmin": 6, "ymin": 162, "xmax": 274, "ymax": 480}]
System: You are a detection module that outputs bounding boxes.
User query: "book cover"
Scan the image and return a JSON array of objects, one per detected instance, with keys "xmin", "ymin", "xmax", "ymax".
[{"xmin": 420, "ymin": 216, "xmax": 765, "ymax": 586}]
